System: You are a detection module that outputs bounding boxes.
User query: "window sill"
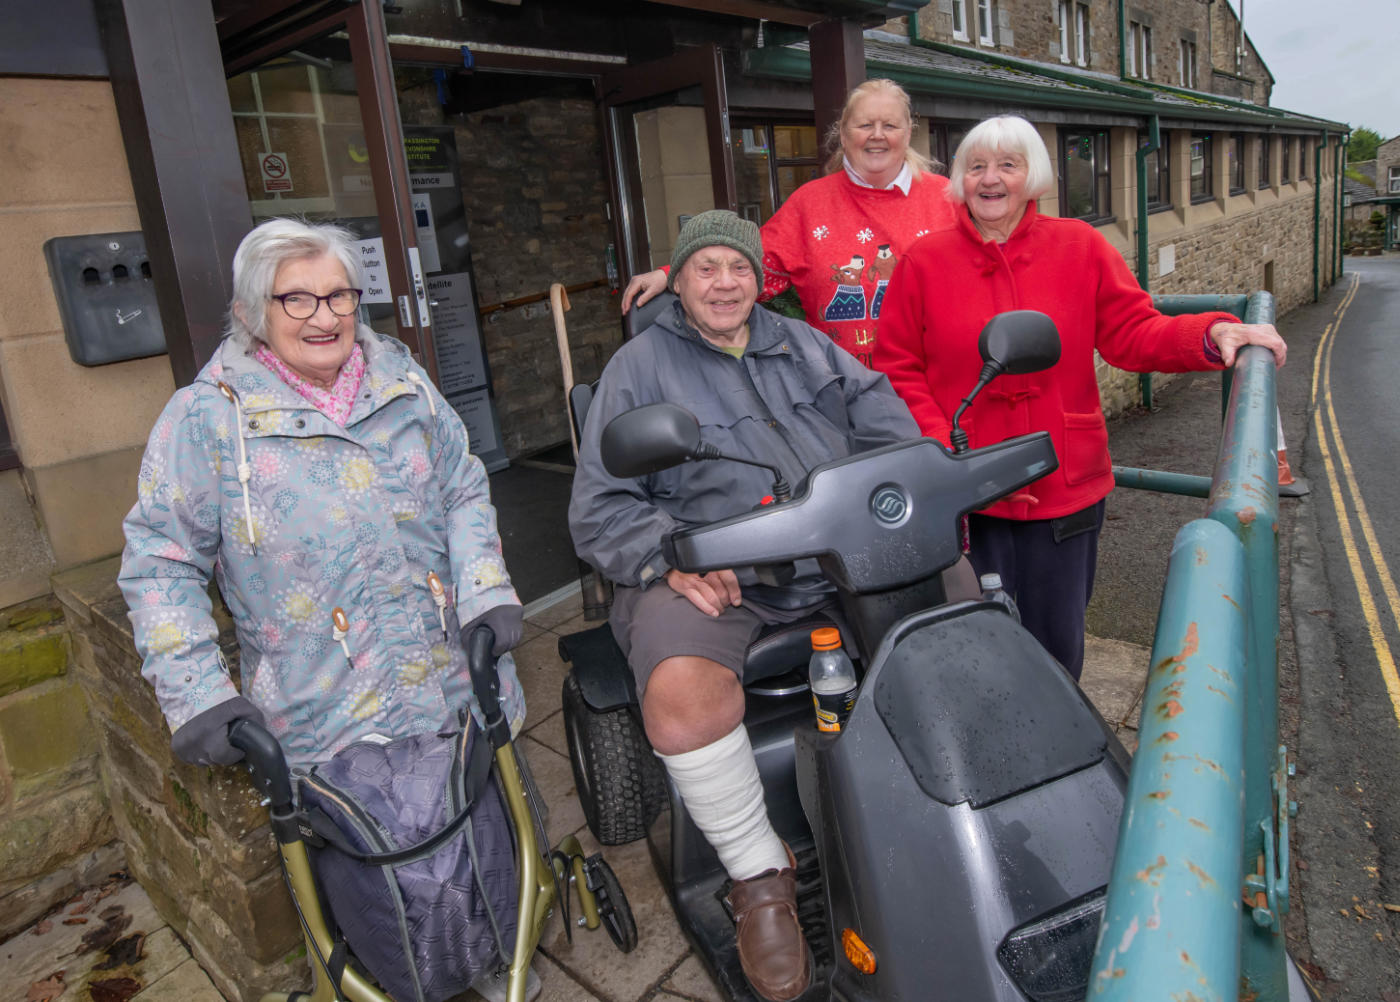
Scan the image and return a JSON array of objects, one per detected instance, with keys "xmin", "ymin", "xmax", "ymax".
[
  {"xmin": 1083, "ymin": 213, "xmax": 1118, "ymax": 227},
  {"xmin": 1229, "ymin": 187, "xmax": 1247, "ymax": 196},
  {"xmin": 0, "ymin": 449, "xmax": 19, "ymax": 474},
  {"xmin": 1189, "ymin": 194, "xmax": 1215, "ymax": 205},
  {"xmin": 1146, "ymin": 203, "xmax": 1174, "ymax": 215}
]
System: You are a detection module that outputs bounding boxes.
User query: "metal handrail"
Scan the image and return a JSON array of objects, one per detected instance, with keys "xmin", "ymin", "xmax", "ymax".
[{"xmin": 1091, "ymin": 291, "xmax": 1291, "ymax": 998}]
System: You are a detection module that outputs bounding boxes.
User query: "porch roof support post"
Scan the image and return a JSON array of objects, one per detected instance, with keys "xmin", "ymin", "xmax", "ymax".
[
  {"xmin": 99, "ymin": 0, "xmax": 251, "ymax": 386},
  {"xmin": 809, "ymin": 18, "xmax": 866, "ymax": 162}
]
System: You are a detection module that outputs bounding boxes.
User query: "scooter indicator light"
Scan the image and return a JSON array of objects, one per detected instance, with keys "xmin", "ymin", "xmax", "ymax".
[
  {"xmin": 841, "ymin": 928, "xmax": 877, "ymax": 974},
  {"xmin": 759, "ymin": 495, "xmax": 775, "ymax": 506}
]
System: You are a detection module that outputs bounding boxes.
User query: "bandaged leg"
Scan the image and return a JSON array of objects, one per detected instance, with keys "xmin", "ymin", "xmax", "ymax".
[{"xmin": 656, "ymin": 722, "xmax": 788, "ymax": 880}]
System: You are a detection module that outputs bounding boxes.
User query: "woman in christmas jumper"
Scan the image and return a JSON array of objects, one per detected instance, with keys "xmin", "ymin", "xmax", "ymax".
[
  {"xmin": 874, "ymin": 115, "xmax": 1287, "ymax": 680},
  {"xmin": 621, "ymin": 79, "xmax": 957, "ymax": 368}
]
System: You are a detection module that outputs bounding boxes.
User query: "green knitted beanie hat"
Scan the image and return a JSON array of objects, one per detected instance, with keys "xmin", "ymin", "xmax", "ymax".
[{"xmin": 669, "ymin": 209, "xmax": 764, "ymax": 289}]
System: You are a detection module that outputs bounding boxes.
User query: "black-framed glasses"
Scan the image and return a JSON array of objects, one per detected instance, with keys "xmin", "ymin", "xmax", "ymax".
[{"xmin": 270, "ymin": 288, "xmax": 363, "ymax": 319}]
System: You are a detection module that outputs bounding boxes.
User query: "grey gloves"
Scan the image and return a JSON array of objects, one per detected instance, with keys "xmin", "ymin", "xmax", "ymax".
[
  {"xmin": 460, "ymin": 604, "xmax": 524, "ymax": 657},
  {"xmin": 171, "ymin": 695, "xmax": 266, "ymax": 766}
]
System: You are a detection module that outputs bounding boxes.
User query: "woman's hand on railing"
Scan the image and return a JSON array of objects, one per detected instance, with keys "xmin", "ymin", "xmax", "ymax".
[{"xmin": 1211, "ymin": 322, "xmax": 1287, "ymax": 368}]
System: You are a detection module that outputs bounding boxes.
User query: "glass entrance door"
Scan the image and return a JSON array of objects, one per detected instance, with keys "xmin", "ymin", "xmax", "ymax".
[{"xmin": 220, "ymin": 2, "xmax": 436, "ymax": 379}]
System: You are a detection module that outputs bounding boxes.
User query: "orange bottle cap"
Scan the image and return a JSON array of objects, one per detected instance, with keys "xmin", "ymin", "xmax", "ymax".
[{"xmin": 811, "ymin": 627, "xmax": 841, "ymax": 650}]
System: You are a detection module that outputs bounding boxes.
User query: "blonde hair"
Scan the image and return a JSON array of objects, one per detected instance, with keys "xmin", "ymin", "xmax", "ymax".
[
  {"xmin": 946, "ymin": 115, "xmax": 1056, "ymax": 203},
  {"xmin": 822, "ymin": 78, "xmax": 937, "ymax": 177}
]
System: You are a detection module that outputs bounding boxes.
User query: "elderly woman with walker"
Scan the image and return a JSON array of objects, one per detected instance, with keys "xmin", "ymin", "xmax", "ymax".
[
  {"xmin": 874, "ymin": 115, "xmax": 1287, "ymax": 681},
  {"xmin": 118, "ymin": 216, "xmax": 545, "ymax": 1002}
]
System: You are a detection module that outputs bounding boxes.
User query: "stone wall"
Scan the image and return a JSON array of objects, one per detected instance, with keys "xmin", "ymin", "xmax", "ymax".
[
  {"xmin": 398, "ymin": 80, "xmax": 622, "ymax": 459},
  {"xmin": 54, "ymin": 559, "xmax": 301, "ymax": 1002},
  {"xmin": 1092, "ymin": 153, "xmax": 1336, "ymax": 412},
  {"xmin": 0, "ymin": 72, "xmax": 177, "ymax": 939},
  {"xmin": 0, "ymin": 595, "xmax": 119, "ymax": 940}
]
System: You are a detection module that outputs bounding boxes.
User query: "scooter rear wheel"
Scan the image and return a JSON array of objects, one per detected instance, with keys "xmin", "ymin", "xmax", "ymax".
[{"xmin": 561, "ymin": 673, "xmax": 667, "ymax": 845}]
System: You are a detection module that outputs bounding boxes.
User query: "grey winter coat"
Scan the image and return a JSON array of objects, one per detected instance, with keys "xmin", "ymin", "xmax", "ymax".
[{"xmin": 568, "ymin": 299, "xmax": 919, "ymax": 605}]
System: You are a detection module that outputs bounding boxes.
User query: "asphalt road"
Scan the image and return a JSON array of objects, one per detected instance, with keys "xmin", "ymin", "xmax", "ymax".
[
  {"xmin": 1090, "ymin": 257, "xmax": 1400, "ymax": 999},
  {"xmin": 1291, "ymin": 257, "xmax": 1400, "ymax": 999}
]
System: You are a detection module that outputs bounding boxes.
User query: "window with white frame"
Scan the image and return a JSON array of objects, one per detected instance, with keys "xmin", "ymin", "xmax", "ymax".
[
  {"xmin": 1057, "ymin": 2, "xmax": 1089, "ymax": 66},
  {"xmin": 951, "ymin": 0, "xmax": 969, "ymax": 41},
  {"xmin": 1128, "ymin": 21, "xmax": 1153, "ymax": 80},
  {"xmin": 977, "ymin": 0, "xmax": 996, "ymax": 46},
  {"xmin": 1390, "ymin": 165, "xmax": 1400, "ymax": 193},
  {"xmin": 1178, "ymin": 38, "xmax": 1197, "ymax": 88}
]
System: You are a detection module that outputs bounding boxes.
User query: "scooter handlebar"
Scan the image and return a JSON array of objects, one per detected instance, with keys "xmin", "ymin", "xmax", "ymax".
[{"xmin": 664, "ymin": 433, "xmax": 1058, "ymax": 593}]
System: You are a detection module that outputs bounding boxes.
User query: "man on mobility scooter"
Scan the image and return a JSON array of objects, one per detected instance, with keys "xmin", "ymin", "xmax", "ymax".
[{"xmin": 569, "ymin": 210, "xmax": 939, "ymax": 1002}]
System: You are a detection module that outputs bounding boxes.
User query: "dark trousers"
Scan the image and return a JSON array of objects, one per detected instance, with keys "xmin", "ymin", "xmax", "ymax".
[{"xmin": 966, "ymin": 500, "xmax": 1106, "ymax": 681}]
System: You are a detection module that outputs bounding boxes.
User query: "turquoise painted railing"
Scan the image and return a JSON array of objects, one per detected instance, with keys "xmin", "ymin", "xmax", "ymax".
[{"xmin": 1092, "ymin": 292, "xmax": 1294, "ymax": 999}]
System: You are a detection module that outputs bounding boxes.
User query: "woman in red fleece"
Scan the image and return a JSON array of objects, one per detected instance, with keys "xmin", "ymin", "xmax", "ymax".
[
  {"xmin": 874, "ymin": 115, "xmax": 1286, "ymax": 680},
  {"xmin": 622, "ymin": 79, "xmax": 957, "ymax": 368}
]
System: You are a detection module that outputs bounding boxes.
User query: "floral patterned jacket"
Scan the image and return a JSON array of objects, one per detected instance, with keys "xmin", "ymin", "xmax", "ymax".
[{"xmin": 119, "ymin": 327, "xmax": 525, "ymax": 768}]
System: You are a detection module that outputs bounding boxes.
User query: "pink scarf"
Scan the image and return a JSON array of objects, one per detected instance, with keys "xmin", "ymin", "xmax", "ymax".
[{"xmin": 254, "ymin": 342, "xmax": 366, "ymax": 427}]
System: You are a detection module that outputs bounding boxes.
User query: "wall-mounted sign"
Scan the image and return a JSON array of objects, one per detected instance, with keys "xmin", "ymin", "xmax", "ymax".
[
  {"xmin": 356, "ymin": 237, "xmax": 392, "ymax": 304},
  {"xmin": 259, "ymin": 151, "xmax": 292, "ymax": 193}
]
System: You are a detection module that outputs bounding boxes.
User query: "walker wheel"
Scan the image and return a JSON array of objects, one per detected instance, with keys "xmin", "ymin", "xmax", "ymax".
[{"xmin": 584, "ymin": 854, "xmax": 637, "ymax": 953}]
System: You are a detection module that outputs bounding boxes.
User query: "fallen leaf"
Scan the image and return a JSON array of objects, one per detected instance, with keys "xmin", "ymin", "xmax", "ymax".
[
  {"xmin": 32, "ymin": 920, "xmax": 52, "ymax": 935},
  {"xmin": 61, "ymin": 917, "xmax": 89, "ymax": 925},
  {"xmin": 68, "ymin": 900, "xmax": 91, "ymax": 915},
  {"xmin": 1296, "ymin": 859, "xmax": 1309, "ymax": 871},
  {"xmin": 95, "ymin": 933, "xmax": 146, "ymax": 971},
  {"xmin": 1382, "ymin": 903, "xmax": 1400, "ymax": 913},
  {"xmin": 88, "ymin": 978, "xmax": 142, "ymax": 1002},
  {"xmin": 26, "ymin": 972, "xmax": 65, "ymax": 1002},
  {"xmin": 1340, "ymin": 908, "xmax": 1350, "ymax": 918},
  {"xmin": 1355, "ymin": 904, "xmax": 1372, "ymax": 920},
  {"xmin": 1381, "ymin": 991, "xmax": 1400, "ymax": 1002}
]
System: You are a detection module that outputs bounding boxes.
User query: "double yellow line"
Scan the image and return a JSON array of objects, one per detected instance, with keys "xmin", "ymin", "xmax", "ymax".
[{"xmin": 1311, "ymin": 273, "xmax": 1400, "ymax": 728}]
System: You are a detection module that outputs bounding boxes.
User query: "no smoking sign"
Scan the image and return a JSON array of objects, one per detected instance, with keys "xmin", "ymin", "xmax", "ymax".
[{"xmin": 260, "ymin": 152, "xmax": 293, "ymax": 193}]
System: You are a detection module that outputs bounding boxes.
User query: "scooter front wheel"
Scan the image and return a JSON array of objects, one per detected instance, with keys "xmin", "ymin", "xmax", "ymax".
[{"xmin": 561, "ymin": 673, "xmax": 667, "ymax": 845}]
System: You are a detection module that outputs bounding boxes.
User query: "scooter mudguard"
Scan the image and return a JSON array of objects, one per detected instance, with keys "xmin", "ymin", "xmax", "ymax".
[{"xmin": 796, "ymin": 601, "xmax": 1128, "ymax": 1002}]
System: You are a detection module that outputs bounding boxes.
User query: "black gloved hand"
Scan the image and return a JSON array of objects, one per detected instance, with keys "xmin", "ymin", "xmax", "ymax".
[
  {"xmin": 460, "ymin": 604, "xmax": 524, "ymax": 657},
  {"xmin": 171, "ymin": 695, "xmax": 266, "ymax": 767}
]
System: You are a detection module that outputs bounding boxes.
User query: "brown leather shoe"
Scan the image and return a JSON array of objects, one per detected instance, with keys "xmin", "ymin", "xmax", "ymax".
[{"xmin": 724, "ymin": 845, "xmax": 811, "ymax": 1002}]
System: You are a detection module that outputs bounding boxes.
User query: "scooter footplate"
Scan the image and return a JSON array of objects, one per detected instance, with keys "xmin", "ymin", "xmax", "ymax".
[{"xmin": 678, "ymin": 843, "xmax": 833, "ymax": 1001}]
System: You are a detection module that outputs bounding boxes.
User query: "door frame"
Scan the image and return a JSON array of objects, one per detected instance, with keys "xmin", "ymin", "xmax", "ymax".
[{"xmin": 599, "ymin": 43, "xmax": 737, "ymax": 282}]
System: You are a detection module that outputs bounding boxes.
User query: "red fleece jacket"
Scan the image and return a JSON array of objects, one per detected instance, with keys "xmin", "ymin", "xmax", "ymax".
[{"xmin": 874, "ymin": 202, "xmax": 1234, "ymax": 521}]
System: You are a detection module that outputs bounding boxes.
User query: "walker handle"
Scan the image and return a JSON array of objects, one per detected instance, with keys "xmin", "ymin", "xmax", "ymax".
[
  {"xmin": 466, "ymin": 625, "xmax": 510, "ymax": 750},
  {"xmin": 229, "ymin": 718, "xmax": 294, "ymax": 811}
]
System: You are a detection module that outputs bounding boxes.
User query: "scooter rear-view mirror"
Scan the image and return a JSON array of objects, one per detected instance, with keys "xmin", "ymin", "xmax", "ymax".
[
  {"xmin": 951, "ymin": 310, "xmax": 1062, "ymax": 453},
  {"xmin": 978, "ymin": 309, "xmax": 1061, "ymax": 374},
  {"xmin": 601, "ymin": 402, "xmax": 701, "ymax": 478}
]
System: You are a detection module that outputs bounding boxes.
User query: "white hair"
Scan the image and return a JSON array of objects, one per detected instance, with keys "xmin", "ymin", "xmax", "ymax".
[
  {"xmin": 947, "ymin": 115, "xmax": 1056, "ymax": 204},
  {"xmin": 226, "ymin": 217, "xmax": 364, "ymax": 343}
]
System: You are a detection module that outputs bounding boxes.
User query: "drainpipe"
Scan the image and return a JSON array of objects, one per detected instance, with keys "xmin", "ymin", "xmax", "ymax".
[
  {"xmin": 1313, "ymin": 129, "xmax": 1328, "ymax": 302},
  {"xmin": 1336, "ymin": 138, "xmax": 1346, "ymax": 280},
  {"xmin": 1137, "ymin": 115, "xmax": 1160, "ymax": 408},
  {"xmin": 1118, "ymin": 0, "xmax": 1127, "ymax": 81}
]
